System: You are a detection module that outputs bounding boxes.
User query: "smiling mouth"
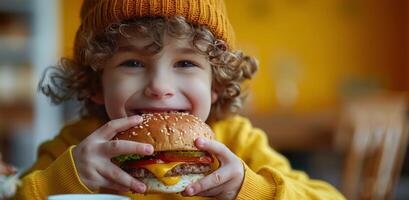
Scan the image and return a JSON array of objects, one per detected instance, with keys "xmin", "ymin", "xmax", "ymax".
[{"xmin": 132, "ymin": 109, "xmax": 190, "ymax": 115}]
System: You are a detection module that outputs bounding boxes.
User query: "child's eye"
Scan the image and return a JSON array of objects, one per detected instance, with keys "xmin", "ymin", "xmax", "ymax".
[
  {"xmin": 119, "ymin": 60, "xmax": 144, "ymax": 68},
  {"xmin": 175, "ymin": 60, "xmax": 198, "ymax": 68}
]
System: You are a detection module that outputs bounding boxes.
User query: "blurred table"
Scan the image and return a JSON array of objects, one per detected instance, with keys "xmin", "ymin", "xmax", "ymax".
[{"xmin": 247, "ymin": 111, "xmax": 338, "ymax": 151}]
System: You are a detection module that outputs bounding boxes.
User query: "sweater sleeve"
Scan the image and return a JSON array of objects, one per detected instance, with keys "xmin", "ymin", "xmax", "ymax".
[
  {"xmin": 12, "ymin": 146, "xmax": 93, "ymax": 199},
  {"xmin": 10, "ymin": 118, "xmax": 101, "ymax": 200},
  {"xmin": 212, "ymin": 116, "xmax": 346, "ymax": 200}
]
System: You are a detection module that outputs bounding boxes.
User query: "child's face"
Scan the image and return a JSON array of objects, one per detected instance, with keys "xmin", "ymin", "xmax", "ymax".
[{"xmin": 96, "ymin": 34, "xmax": 217, "ymax": 122}]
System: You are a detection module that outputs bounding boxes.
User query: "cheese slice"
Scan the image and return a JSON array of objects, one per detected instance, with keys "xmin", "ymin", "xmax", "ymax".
[
  {"xmin": 143, "ymin": 162, "xmax": 184, "ymax": 186},
  {"xmin": 210, "ymin": 155, "xmax": 219, "ymax": 172}
]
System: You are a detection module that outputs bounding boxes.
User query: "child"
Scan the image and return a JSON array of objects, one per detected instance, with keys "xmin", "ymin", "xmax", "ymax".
[{"xmin": 14, "ymin": 0, "xmax": 346, "ymax": 199}]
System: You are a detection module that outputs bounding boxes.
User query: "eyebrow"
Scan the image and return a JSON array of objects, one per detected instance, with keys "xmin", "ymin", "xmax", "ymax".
[
  {"xmin": 117, "ymin": 45, "xmax": 200, "ymax": 56},
  {"xmin": 117, "ymin": 45, "xmax": 144, "ymax": 52},
  {"xmin": 117, "ymin": 43, "xmax": 162, "ymax": 55},
  {"xmin": 175, "ymin": 47, "xmax": 200, "ymax": 55}
]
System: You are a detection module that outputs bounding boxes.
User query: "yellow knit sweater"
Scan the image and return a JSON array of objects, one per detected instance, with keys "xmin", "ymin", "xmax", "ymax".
[{"xmin": 12, "ymin": 115, "xmax": 345, "ymax": 199}]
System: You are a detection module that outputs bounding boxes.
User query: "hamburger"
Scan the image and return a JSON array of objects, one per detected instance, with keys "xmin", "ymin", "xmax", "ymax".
[{"xmin": 113, "ymin": 112, "xmax": 218, "ymax": 193}]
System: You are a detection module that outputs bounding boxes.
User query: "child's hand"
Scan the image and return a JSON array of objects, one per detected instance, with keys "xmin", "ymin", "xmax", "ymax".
[
  {"xmin": 72, "ymin": 115, "xmax": 153, "ymax": 193},
  {"xmin": 182, "ymin": 137, "xmax": 244, "ymax": 200}
]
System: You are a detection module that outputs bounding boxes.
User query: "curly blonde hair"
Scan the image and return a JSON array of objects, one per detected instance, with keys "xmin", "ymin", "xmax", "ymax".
[{"xmin": 39, "ymin": 16, "xmax": 258, "ymax": 123}]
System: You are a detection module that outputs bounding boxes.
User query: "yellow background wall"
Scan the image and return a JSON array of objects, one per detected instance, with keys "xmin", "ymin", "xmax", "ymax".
[
  {"xmin": 61, "ymin": 0, "xmax": 82, "ymax": 58},
  {"xmin": 224, "ymin": 0, "xmax": 407, "ymax": 113},
  {"xmin": 61, "ymin": 0, "xmax": 408, "ymax": 114}
]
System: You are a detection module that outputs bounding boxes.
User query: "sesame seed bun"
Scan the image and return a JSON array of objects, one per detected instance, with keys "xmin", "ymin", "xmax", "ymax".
[{"xmin": 113, "ymin": 112, "xmax": 215, "ymax": 151}]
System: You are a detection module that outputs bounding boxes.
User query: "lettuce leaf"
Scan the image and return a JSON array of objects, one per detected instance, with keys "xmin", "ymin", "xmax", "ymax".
[{"xmin": 115, "ymin": 154, "xmax": 143, "ymax": 163}]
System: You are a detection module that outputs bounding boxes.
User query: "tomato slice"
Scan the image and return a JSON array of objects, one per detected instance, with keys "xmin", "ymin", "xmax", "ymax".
[
  {"xmin": 122, "ymin": 159, "xmax": 165, "ymax": 168},
  {"xmin": 122, "ymin": 153, "xmax": 214, "ymax": 168},
  {"xmin": 197, "ymin": 156, "xmax": 214, "ymax": 164}
]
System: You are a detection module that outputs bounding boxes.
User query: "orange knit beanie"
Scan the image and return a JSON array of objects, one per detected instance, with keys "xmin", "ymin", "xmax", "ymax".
[{"xmin": 76, "ymin": 0, "xmax": 235, "ymax": 50}]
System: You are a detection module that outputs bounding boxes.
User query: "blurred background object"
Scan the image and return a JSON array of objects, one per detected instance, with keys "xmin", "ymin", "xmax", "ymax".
[
  {"xmin": 336, "ymin": 92, "xmax": 408, "ymax": 199},
  {"xmin": 0, "ymin": 152, "xmax": 20, "ymax": 198},
  {"xmin": 0, "ymin": 0, "xmax": 408, "ymax": 199},
  {"xmin": 0, "ymin": 0, "xmax": 62, "ymax": 173}
]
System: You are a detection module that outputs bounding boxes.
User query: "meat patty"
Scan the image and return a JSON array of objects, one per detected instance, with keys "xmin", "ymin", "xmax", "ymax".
[{"xmin": 122, "ymin": 163, "xmax": 211, "ymax": 178}]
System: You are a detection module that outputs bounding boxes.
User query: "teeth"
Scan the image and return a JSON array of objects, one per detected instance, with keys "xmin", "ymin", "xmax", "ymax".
[{"xmin": 133, "ymin": 110, "xmax": 189, "ymax": 115}]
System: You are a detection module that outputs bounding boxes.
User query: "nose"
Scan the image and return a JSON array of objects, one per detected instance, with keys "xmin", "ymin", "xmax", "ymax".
[{"xmin": 144, "ymin": 71, "xmax": 175, "ymax": 99}]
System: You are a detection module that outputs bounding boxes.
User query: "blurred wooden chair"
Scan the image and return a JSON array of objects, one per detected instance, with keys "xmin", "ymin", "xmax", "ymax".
[{"xmin": 335, "ymin": 92, "xmax": 409, "ymax": 200}]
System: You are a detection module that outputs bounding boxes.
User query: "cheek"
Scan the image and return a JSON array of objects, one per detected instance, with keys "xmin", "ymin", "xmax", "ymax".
[
  {"xmin": 102, "ymin": 71, "xmax": 141, "ymax": 118},
  {"xmin": 185, "ymin": 81, "xmax": 212, "ymax": 103},
  {"xmin": 180, "ymin": 73, "xmax": 213, "ymax": 120}
]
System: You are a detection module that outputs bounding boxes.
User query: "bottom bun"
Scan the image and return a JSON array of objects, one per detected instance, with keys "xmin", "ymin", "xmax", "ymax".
[{"xmin": 141, "ymin": 174, "xmax": 204, "ymax": 193}]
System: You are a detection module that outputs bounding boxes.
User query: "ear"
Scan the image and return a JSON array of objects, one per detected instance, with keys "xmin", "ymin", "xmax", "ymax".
[
  {"xmin": 211, "ymin": 89, "xmax": 218, "ymax": 104},
  {"xmin": 90, "ymin": 91, "xmax": 105, "ymax": 105}
]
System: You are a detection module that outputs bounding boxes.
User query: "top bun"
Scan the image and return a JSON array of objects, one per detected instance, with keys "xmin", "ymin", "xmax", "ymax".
[{"xmin": 113, "ymin": 112, "xmax": 215, "ymax": 151}]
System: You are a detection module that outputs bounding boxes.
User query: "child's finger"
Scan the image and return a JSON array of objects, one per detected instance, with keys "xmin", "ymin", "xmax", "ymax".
[
  {"xmin": 96, "ymin": 161, "xmax": 146, "ymax": 193},
  {"xmin": 194, "ymin": 137, "xmax": 232, "ymax": 163},
  {"xmin": 194, "ymin": 181, "xmax": 232, "ymax": 197},
  {"xmin": 183, "ymin": 167, "xmax": 231, "ymax": 196},
  {"xmin": 96, "ymin": 115, "xmax": 142, "ymax": 140},
  {"xmin": 99, "ymin": 140, "xmax": 153, "ymax": 158},
  {"xmin": 182, "ymin": 181, "xmax": 228, "ymax": 197},
  {"xmin": 99, "ymin": 178, "xmax": 130, "ymax": 193}
]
